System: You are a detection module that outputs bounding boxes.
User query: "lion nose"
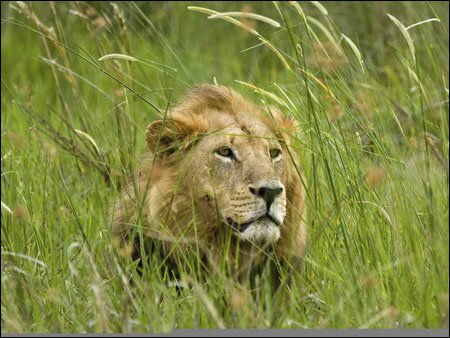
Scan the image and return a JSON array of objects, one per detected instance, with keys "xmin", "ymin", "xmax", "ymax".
[{"xmin": 249, "ymin": 184, "xmax": 283, "ymax": 209}]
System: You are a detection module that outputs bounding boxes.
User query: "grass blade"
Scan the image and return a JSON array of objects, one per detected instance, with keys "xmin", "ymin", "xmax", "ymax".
[
  {"xmin": 1, "ymin": 201, "xmax": 13, "ymax": 215},
  {"xmin": 387, "ymin": 13, "xmax": 416, "ymax": 62},
  {"xmin": 98, "ymin": 53, "xmax": 138, "ymax": 62},
  {"xmin": 310, "ymin": 1, "xmax": 329, "ymax": 16},
  {"xmin": 342, "ymin": 34, "xmax": 365, "ymax": 73},
  {"xmin": 208, "ymin": 12, "xmax": 280, "ymax": 28}
]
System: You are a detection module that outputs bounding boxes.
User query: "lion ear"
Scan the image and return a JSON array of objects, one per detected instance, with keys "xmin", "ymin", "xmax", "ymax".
[
  {"xmin": 145, "ymin": 119, "xmax": 179, "ymax": 156},
  {"xmin": 267, "ymin": 106, "xmax": 296, "ymax": 146},
  {"xmin": 145, "ymin": 116, "xmax": 207, "ymax": 156}
]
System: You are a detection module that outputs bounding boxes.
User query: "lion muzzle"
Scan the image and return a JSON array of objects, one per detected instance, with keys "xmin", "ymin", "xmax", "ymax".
[{"xmin": 226, "ymin": 180, "xmax": 286, "ymax": 244}]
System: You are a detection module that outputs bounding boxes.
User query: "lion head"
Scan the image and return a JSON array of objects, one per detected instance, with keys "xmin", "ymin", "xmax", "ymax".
[{"xmin": 112, "ymin": 84, "xmax": 306, "ymax": 272}]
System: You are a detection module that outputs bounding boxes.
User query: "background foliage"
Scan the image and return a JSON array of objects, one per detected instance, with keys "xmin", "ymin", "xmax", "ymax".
[{"xmin": 1, "ymin": 1, "xmax": 449, "ymax": 332}]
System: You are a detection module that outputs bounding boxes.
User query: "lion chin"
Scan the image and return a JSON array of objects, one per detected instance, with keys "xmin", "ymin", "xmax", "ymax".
[{"xmin": 238, "ymin": 217, "xmax": 281, "ymax": 244}]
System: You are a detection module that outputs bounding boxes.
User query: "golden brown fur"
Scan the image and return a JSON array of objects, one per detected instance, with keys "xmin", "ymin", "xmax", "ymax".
[{"xmin": 110, "ymin": 84, "xmax": 306, "ymax": 278}]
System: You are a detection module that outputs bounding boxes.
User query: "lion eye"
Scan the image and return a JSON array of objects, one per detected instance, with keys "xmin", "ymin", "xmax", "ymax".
[
  {"xmin": 215, "ymin": 146, "xmax": 234, "ymax": 158},
  {"xmin": 269, "ymin": 148, "xmax": 282, "ymax": 159}
]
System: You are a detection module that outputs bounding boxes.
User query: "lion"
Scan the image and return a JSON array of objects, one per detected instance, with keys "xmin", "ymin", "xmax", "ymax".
[{"xmin": 110, "ymin": 84, "xmax": 306, "ymax": 282}]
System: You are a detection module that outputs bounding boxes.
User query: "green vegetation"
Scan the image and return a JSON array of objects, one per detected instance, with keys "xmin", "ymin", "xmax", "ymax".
[{"xmin": 1, "ymin": 1, "xmax": 448, "ymax": 332}]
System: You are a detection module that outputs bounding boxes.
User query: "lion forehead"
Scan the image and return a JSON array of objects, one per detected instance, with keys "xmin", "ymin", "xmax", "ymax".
[{"xmin": 195, "ymin": 109, "xmax": 272, "ymax": 136}]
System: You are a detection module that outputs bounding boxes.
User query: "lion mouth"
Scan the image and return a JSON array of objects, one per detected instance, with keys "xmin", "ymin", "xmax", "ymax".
[
  {"xmin": 226, "ymin": 215, "xmax": 280, "ymax": 243},
  {"xmin": 226, "ymin": 214, "xmax": 281, "ymax": 233}
]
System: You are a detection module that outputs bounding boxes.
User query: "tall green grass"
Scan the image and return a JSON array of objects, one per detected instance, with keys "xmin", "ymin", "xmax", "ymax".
[{"xmin": 1, "ymin": 1, "xmax": 448, "ymax": 332}]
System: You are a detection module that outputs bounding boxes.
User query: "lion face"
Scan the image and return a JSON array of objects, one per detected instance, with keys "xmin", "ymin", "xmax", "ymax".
[{"xmin": 186, "ymin": 122, "xmax": 288, "ymax": 244}]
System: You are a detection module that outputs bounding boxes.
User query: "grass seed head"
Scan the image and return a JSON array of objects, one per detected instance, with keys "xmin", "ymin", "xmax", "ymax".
[
  {"xmin": 13, "ymin": 206, "xmax": 30, "ymax": 222},
  {"xmin": 365, "ymin": 165, "xmax": 387, "ymax": 187},
  {"xmin": 230, "ymin": 289, "xmax": 246, "ymax": 312}
]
